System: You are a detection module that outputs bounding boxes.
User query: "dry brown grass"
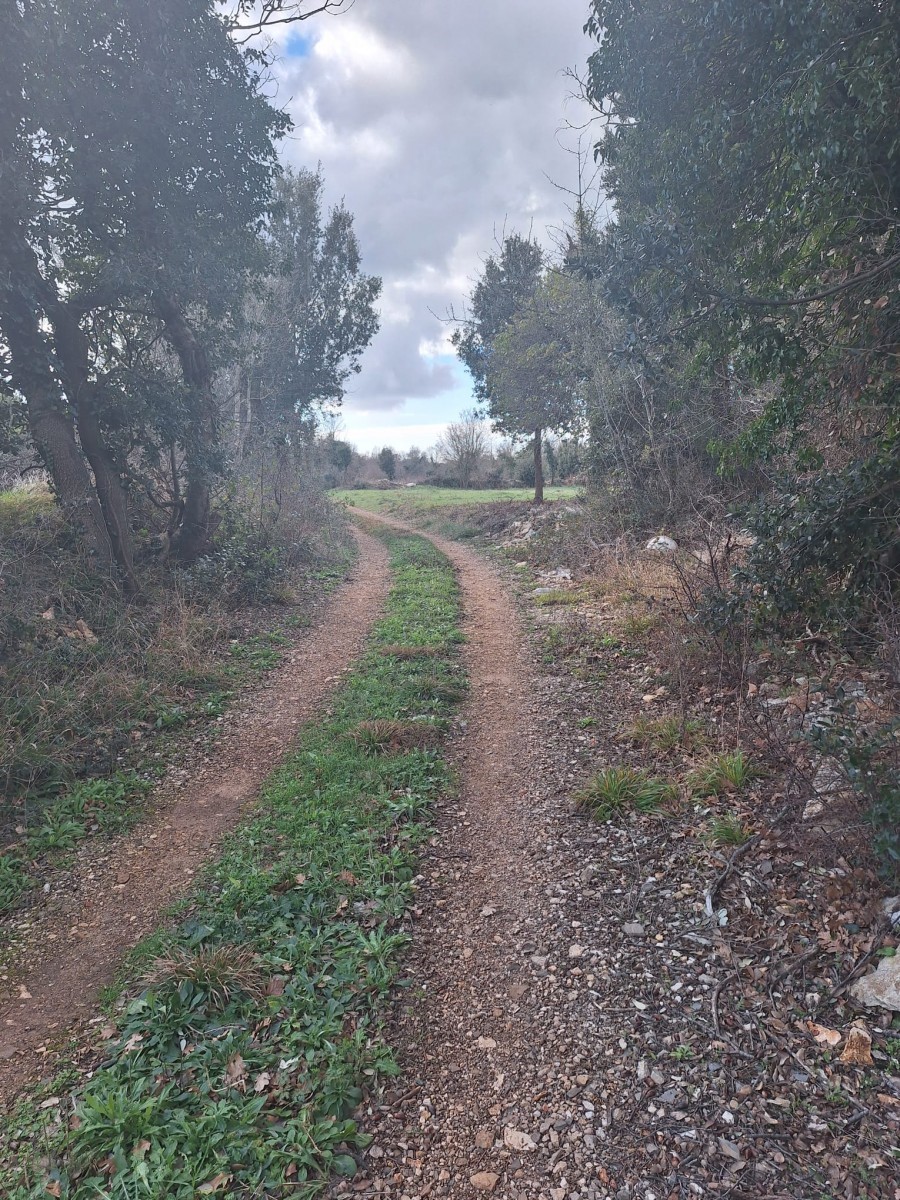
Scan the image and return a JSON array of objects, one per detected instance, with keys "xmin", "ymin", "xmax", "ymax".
[
  {"xmin": 350, "ymin": 718, "xmax": 442, "ymax": 755},
  {"xmin": 379, "ymin": 644, "xmax": 442, "ymax": 659},
  {"xmin": 142, "ymin": 944, "xmax": 269, "ymax": 1008}
]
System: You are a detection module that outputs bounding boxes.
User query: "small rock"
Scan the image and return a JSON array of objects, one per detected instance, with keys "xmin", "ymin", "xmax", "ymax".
[
  {"xmin": 503, "ymin": 1128, "xmax": 537, "ymax": 1152},
  {"xmin": 850, "ymin": 954, "xmax": 900, "ymax": 1012},
  {"xmin": 470, "ymin": 1172, "xmax": 500, "ymax": 1192},
  {"xmin": 623, "ymin": 922, "xmax": 645, "ymax": 938},
  {"xmin": 840, "ymin": 1024, "xmax": 874, "ymax": 1065},
  {"xmin": 568, "ymin": 944, "xmax": 585, "ymax": 959},
  {"xmin": 477, "ymin": 1036, "xmax": 497, "ymax": 1051},
  {"xmin": 475, "ymin": 1129, "xmax": 494, "ymax": 1149},
  {"xmin": 718, "ymin": 1137, "xmax": 743, "ymax": 1161}
]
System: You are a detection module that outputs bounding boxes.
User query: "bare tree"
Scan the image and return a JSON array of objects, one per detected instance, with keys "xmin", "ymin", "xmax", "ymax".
[{"xmin": 435, "ymin": 409, "xmax": 489, "ymax": 489}]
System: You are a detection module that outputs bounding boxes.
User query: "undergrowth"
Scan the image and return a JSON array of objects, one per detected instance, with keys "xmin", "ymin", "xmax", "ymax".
[
  {"xmin": 0, "ymin": 529, "xmax": 464, "ymax": 1200},
  {"xmin": 0, "ymin": 491, "xmax": 354, "ymax": 915}
]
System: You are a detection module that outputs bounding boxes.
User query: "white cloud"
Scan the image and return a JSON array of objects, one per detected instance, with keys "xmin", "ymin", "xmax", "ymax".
[{"xmin": 272, "ymin": 0, "xmax": 597, "ymax": 421}]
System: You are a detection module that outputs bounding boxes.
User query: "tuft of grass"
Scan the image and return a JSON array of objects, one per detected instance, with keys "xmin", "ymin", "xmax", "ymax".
[
  {"xmin": 689, "ymin": 749, "xmax": 761, "ymax": 797},
  {"xmin": 351, "ymin": 718, "xmax": 443, "ymax": 755},
  {"xmin": 0, "ymin": 528, "xmax": 464, "ymax": 1200},
  {"xmin": 621, "ymin": 610, "xmax": 659, "ymax": 638},
  {"xmin": 632, "ymin": 714, "xmax": 707, "ymax": 753},
  {"xmin": 707, "ymin": 811, "xmax": 753, "ymax": 846},
  {"xmin": 533, "ymin": 589, "xmax": 583, "ymax": 607},
  {"xmin": 576, "ymin": 766, "xmax": 676, "ymax": 821},
  {"xmin": 141, "ymin": 944, "xmax": 270, "ymax": 1010},
  {"xmin": 380, "ymin": 644, "xmax": 442, "ymax": 659}
]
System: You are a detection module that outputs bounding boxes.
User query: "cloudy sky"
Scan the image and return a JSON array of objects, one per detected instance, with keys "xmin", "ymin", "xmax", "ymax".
[{"xmin": 270, "ymin": 1, "xmax": 597, "ymax": 453}]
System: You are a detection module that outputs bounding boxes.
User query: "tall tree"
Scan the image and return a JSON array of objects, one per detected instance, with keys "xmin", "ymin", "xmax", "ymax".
[
  {"xmin": 453, "ymin": 234, "xmax": 554, "ymax": 500},
  {"xmin": 225, "ymin": 168, "xmax": 381, "ymax": 460}
]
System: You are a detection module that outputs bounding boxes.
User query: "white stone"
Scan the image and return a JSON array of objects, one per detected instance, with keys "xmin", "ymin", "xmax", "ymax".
[
  {"xmin": 645, "ymin": 535, "xmax": 678, "ymax": 554},
  {"xmin": 850, "ymin": 954, "xmax": 900, "ymax": 1012}
]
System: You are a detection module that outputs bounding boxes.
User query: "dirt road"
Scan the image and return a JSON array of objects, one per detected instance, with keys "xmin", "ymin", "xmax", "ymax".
[{"xmin": 0, "ymin": 526, "xmax": 391, "ymax": 1104}]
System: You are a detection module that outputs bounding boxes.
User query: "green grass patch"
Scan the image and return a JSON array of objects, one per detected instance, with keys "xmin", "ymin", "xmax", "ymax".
[
  {"xmin": 533, "ymin": 589, "xmax": 584, "ymax": 607},
  {"xmin": 706, "ymin": 811, "xmax": 753, "ymax": 847},
  {"xmin": 0, "ymin": 772, "xmax": 153, "ymax": 914},
  {"xmin": 1, "ymin": 529, "xmax": 464, "ymax": 1200},
  {"xmin": 332, "ymin": 485, "xmax": 578, "ymax": 514},
  {"xmin": 632, "ymin": 714, "xmax": 708, "ymax": 754},
  {"xmin": 0, "ymin": 484, "xmax": 58, "ymax": 534}
]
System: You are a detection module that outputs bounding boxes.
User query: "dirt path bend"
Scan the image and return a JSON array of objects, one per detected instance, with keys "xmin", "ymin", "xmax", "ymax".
[
  {"xmin": 0, "ymin": 526, "xmax": 391, "ymax": 1106},
  {"xmin": 349, "ymin": 510, "xmax": 586, "ymax": 1200}
]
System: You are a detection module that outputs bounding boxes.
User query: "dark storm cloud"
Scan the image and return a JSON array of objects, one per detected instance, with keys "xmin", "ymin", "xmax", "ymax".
[{"xmin": 273, "ymin": 0, "xmax": 595, "ymax": 414}]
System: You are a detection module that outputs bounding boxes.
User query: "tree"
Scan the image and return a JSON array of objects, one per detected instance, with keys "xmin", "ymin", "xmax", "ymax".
[
  {"xmin": 0, "ymin": 0, "xmax": 291, "ymax": 576},
  {"xmin": 483, "ymin": 275, "xmax": 583, "ymax": 503},
  {"xmin": 435, "ymin": 410, "xmax": 489, "ymax": 489},
  {"xmin": 221, "ymin": 167, "xmax": 381, "ymax": 464},
  {"xmin": 452, "ymin": 234, "xmax": 545, "ymax": 402},
  {"xmin": 453, "ymin": 234, "xmax": 560, "ymax": 501},
  {"xmin": 583, "ymin": 0, "xmax": 900, "ymax": 607},
  {"xmin": 377, "ymin": 447, "xmax": 397, "ymax": 481}
]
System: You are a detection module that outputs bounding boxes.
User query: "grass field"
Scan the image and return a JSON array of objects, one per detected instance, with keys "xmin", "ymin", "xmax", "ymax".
[{"xmin": 332, "ymin": 485, "xmax": 579, "ymax": 514}]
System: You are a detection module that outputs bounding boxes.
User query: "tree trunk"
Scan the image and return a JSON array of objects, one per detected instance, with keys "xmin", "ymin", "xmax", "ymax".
[
  {"xmin": 533, "ymin": 427, "xmax": 544, "ymax": 504},
  {"xmin": 155, "ymin": 296, "xmax": 217, "ymax": 561},
  {"xmin": 51, "ymin": 306, "xmax": 140, "ymax": 593},
  {"xmin": 0, "ymin": 280, "xmax": 116, "ymax": 576}
]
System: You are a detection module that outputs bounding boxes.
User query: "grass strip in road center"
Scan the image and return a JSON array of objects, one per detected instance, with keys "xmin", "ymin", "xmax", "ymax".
[{"xmin": 3, "ymin": 529, "xmax": 464, "ymax": 1200}]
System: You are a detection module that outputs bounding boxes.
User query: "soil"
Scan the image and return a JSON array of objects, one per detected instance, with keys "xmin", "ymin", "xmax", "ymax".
[{"xmin": 0, "ymin": 526, "xmax": 391, "ymax": 1104}]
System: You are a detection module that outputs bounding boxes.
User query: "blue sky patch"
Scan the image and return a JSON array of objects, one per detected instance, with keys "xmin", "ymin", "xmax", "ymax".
[{"xmin": 284, "ymin": 30, "xmax": 315, "ymax": 59}]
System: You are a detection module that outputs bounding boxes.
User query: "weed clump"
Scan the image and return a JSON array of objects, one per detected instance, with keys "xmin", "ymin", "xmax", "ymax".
[
  {"xmin": 689, "ymin": 750, "xmax": 760, "ymax": 797},
  {"xmin": 576, "ymin": 766, "xmax": 676, "ymax": 821},
  {"xmin": 142, "ymin": 944, "xmax": 269, "ymax": 1010},
  {"xmin": 632, "ymin": 714, "xmax": 707, "ymax": 753},
  {"xmin": 351, "ymin": 719, "xmax": 442, "ymax": 756},
  {"xmin": 707, "ymin": 811, "xmax": 753, "ymax": 847}
]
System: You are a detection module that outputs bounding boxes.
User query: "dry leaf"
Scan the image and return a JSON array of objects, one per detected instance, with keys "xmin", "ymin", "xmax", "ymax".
[
  {"xmin": 225, "ymin": 1053, "xmax": 247, "ymax": 1088},
  {"xmin": 45, "ymin": 1182, "xmax": 62, "ymax": 1198},
  {"xmin": 839, "ymin": 1024, "xmax": 873, "ymax": 1066},
  {"xmin": 807, "ymin": 1021, "xmax": 841, "ymax": 1047},
  {"xmin": 338, "ymin": 869, "xmax": 358, "ymax": 885},
  {"xmin": 197, "ymin": 1173, "xmax": 232, "ymax": 1194},
  {"xmin": 123, "ymin": 1032, "xmax": 144, "ymax": 1052},
  {"xmin": 253, "ymin": 1071, "xmax": 272, "ymax": 1093}
]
